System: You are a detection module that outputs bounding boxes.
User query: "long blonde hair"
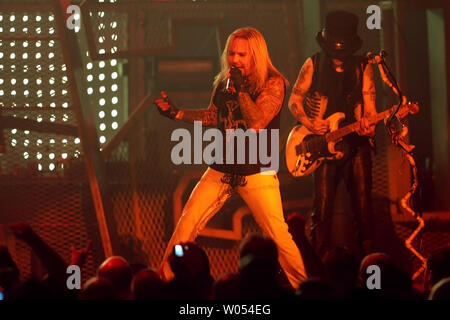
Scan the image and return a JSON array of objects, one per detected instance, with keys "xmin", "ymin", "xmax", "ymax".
[{"xmin": 213, "ymin": 27, "xmax": 288, "ymax": 93}]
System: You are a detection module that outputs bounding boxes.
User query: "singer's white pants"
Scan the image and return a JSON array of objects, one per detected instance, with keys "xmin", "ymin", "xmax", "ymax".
[{"xmin": 159, "ymin": 167, "xmax": 307, "ymax": 289}]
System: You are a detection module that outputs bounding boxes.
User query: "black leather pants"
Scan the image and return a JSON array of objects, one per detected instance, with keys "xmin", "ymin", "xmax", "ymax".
[{"xmin": 310, "ymin": 142, "xmax": 374, "ymax": 258}]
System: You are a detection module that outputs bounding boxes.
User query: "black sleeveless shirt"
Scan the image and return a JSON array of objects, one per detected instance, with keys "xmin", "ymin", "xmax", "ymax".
[
  {"xmin": 209, "ymin": 78, "xmax": 282, "ymax": 175},
  {"xmin": 306, "ymin": 52, "xmax": 368, "ymax": 146}
]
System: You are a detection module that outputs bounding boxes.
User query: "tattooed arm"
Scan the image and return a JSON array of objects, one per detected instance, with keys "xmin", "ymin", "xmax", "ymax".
[
  {"xmin": 175, "ymin": 104, "xmax": 218, "ymax": 127},
  {"xmin": 357, "ymin": 63, "xmax": 377, "ymax": 136},
  {"xmin": 154, "ymin": 90, "xmax": 218, "ymax": 127},
  {"xmin": 288, "ymin": 58, "xmax": 328, "ymax": 134},
  {"xmin": 238, "ymin": 76, "xmax": 285, "ymax": 130},
  {"xmin": 175, "ymin": 87, "xmax": 218, "ymax": 127}
]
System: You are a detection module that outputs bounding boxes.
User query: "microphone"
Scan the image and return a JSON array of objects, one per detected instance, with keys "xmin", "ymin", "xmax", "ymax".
[
  {"xmin": 225, "ymin": 77, "xmax": 231, "ymax": 91},
  {"xmin": 225, "ymin": 66, "xmax": 239, "ymax": 92}
]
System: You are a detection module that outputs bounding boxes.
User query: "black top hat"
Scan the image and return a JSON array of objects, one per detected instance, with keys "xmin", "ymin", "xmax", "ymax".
[{"xmin": 316, "ymin": 11, "xmax": 362, "ymax": 58}]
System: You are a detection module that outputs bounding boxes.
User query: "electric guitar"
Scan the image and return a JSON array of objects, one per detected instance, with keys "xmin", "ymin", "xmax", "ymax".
[{"xmin": 285, "ymin": 102, "xmax": 419, "ymax": 177}]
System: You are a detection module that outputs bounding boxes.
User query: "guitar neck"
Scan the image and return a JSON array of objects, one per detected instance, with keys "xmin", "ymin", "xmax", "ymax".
[{"xmin": 326, "ymin": 107, "xmax": 394, "ymax": 142}]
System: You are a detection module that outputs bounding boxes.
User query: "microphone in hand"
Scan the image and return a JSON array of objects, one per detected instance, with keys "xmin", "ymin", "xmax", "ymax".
[{"xmin": 229, "ymin": 66, "xmax": 246, "ymax": 93}]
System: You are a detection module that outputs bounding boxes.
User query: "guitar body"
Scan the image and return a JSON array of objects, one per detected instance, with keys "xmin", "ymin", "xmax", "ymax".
[
  {"xmin": 285, "ymin": 112, "xmax": 346, "ymax": 177},
  {"xmin": 286, "ymin": 102, "xmax": 419, "ymax": 178}
]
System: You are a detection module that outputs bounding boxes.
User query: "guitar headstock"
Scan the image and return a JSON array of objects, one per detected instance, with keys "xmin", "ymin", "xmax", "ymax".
[{"xmin": 396, "ymin": 102, "xmax": 420, "ymax": 118}]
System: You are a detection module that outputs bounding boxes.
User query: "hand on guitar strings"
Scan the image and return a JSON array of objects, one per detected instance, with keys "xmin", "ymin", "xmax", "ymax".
[
  {"xmin": 308, "ymin": 118, "xmax": 330, "ymax": 135},
  {"xmin": 356, "ymin": 117, "xmax": 376, "ymax": 137}
]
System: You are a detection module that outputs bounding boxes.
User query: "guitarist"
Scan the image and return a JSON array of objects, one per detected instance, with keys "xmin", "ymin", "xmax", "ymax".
[{"xmin": 288, "ymin": 11, "xmax": 377, "ymax": 259}]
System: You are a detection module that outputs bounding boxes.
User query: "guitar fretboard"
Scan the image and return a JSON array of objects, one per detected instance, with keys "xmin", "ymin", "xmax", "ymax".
[{"xmin": 325, "ymin": 107, "xmax": 395, "ymax": 142}]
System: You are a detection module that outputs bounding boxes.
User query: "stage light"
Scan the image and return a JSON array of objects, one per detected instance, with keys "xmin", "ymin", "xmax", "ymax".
[
  {"xmin": 111, "ymin": 109, "xmax": 118, "ymax": 117},
  {"xmin": 99, "ymin": 111, "xmax": 105, "ymax": 119},
  {"xmin": 112, "ymin": 122, "xmax": 118, "ymax": 130},
  {"xmin": 99, "ymin": 123, "xmax": 106, "ymax": 131}
]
